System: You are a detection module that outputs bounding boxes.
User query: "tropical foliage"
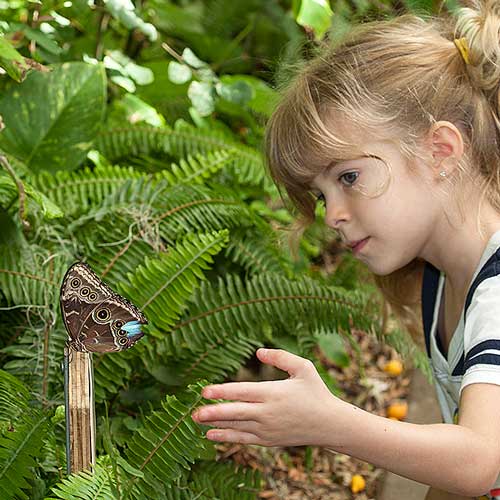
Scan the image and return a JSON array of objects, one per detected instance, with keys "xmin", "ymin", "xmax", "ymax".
[{"xmin": 0, "ymin": 0, "xmax": 451, "ymax": 498}]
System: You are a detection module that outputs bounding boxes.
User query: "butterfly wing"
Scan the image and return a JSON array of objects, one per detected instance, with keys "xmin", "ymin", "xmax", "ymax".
[{"xmin": 60, "ymin": 262, "xmax": 147, "ymax": 353}]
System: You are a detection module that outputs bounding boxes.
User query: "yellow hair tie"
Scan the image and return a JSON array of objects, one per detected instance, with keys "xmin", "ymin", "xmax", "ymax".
[{"xmin": 454, "ymin": 37, "xmax": 470, "ymax": 65}]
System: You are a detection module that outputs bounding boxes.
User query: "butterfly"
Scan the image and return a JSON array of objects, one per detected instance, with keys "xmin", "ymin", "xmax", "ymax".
[{"xmin": 59, "ymin": 261, "xmax": 147, "ymax": 353}]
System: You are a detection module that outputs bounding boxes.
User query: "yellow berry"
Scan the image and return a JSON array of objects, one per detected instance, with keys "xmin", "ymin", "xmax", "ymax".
[
  {"xmin": 383, "ymin": 360, "xmax": 403, "ymax": 376},
  {"xmin": 351, "ymin": 474, "xmax": 366, "ymax": 493},
  {"xmin": 386, "ymin": 402, "xmax": 408, "ymax": 420}
]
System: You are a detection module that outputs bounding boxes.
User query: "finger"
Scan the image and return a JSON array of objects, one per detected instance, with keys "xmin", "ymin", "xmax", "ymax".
[
  {"xmin": 198, "ymin": 420, "xmax": 260, "ymax": 433},
  {"xmin": 192, "ymin": 402, "xmax": 260, "ymax": 423},
  {"xmin": 205, "ymin": 428, "xmax": 263, "ymax": 445},
  {"xmin": 256, "ymin": 348, "xmax": 313, "ymax": 377},
  {"xmin": 202, "ymin": 380, "xmax": 276, "ymax": 402}
]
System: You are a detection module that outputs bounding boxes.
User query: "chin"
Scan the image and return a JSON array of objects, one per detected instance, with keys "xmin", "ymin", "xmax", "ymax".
[{"xmin": 363, "ymin": 258, "xmax": 403, "ymax": 277}]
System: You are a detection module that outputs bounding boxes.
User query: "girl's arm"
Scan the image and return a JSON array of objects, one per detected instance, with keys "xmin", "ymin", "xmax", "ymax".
[
  {"xmin": 324, "ymin": 385, "xmax": 500, "ymax": 498},
  {"xmin": 191, "ymin": 349, "xmax": 500, "ymax": 498}
]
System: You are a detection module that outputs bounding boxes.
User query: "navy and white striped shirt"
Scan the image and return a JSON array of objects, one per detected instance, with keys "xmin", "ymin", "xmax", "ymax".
[{"xmin": 423, "ymin": 230, "xmax": 500, "ymax": 498}]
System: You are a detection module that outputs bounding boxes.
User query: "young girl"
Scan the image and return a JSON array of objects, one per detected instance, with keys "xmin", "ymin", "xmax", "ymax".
[{"xmin": 191, "ymin": 2, "xmax": 500, "ymax": 499}]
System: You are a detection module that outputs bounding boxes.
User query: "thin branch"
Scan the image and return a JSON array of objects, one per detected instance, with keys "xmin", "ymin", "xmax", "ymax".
[
  {"xmin": 0, "ymin": 154, "xmax": 30, "ymax": 231},
  {"xmin": 28, "ymin": 2, "xmax": 42, "ymax": 55},
  {"xmin": 94, "ymin": 0, "xmax": 110, "ymax": 60}
]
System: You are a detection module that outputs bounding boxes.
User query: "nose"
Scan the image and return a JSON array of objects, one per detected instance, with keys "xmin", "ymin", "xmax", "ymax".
[{"xmin": 324, "ymin": 197, "xmax": 350, "ymax": 229}]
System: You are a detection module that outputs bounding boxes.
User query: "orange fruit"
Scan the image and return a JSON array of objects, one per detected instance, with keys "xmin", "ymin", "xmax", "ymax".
[
  {"xmin": 350, "ymin": 474, "xmax": 366, "ymax": 493},
  {"xmin": 386, "ymin": 402, "xmax": 408, "ymax": 420},
  {"xmin": 383, "ymin": 360, "xmax": 403, "ymax": 376}
]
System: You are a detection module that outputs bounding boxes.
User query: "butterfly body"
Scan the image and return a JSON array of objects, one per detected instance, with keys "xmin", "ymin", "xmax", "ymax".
[{"xmin": 60, "ymin": 262, "xmax": 147, "ymax": 353}]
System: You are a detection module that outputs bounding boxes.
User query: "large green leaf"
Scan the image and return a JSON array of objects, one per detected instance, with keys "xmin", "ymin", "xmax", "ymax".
[{"xmin": 0, "ymin": 62, "xmax": 106, "ymax": 173}]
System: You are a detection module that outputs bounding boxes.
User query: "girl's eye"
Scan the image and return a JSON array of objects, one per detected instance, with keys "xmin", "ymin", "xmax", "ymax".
[{"xmin": 339, "ymin": 171, "xmax": 359, "ymax": 186}]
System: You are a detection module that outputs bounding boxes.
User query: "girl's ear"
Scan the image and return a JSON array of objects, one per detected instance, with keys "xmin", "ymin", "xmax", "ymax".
[{"xmin": 426, "ymin": 121, "xmax": 464, "ymax": 175}]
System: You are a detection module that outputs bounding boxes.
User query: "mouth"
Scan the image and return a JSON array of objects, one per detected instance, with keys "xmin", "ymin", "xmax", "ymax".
[{"xmin": 350, "ymin": 237, "xmax": 370, "ymax": 254}]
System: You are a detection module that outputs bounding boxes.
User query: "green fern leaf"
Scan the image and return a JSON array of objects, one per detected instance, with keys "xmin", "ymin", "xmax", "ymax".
[
  {"xmin": 93, "ymin": 348, "xmax": 134, "ymax": 403},
  {"xmin": 46, "ymin": 455, "xmax": 117, "ymax": 500},
  {"xmin": 157, "ymin": 331, "xmax": 261, "ymax": 386},
  {"xmin": 224, "ymin": 226, "xmax": 293, "ymax": 277},
  {"xmin": 71, "ymin": 184, "xmax": 245, "ymax": 286},
  {"xmin": 154, "ymin": 149, "xmax": 234, "ymax": 186},
  {"xmin": 1, "ymin": 320, "xmax": 66, "ymax": 403},
  {"xmin": 159, "ymin": 273, "xmax": 379, "ymax": 357},
  {"xmin": 118, "ymin": 230, "xmax": 230, "ymax": 333},
  {"xmin": 123, "ymin": 381, "xmax": 213, "ymax": 499},
  {"xmin": 30, "ymin": 165, "xmax": 144, "ymax": 217},
  {"xmin": 0, "ymin": 370, "xmax": 30, "ymax": 424},
  {"xmin": 186, "ymin": 460, "xmax": 263, "ymax": 500},
  {"xmin": 94, "ymin": 120, "xmax": 269, "ymax": 188},
  {"xmin": 0, "ymin": 243, "xmax": 67, "ymax": 306},
  {"xmin": 0, "ymin": 413, "xmax": 48, "ymax": 499}
]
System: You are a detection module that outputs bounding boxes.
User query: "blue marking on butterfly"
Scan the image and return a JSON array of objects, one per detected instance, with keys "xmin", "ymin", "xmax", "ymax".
[{"xmin": 122, "ymin": 320, "xmax": 143, "ymax": 338}]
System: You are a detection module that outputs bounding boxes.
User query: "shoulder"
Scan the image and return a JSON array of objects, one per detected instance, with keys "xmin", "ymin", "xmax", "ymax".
[
  {"xmin": 461, "ymin": 274, "xmax": 500, "ymax": 387},
  {"xmin": 465, "ymin": 273, "xmax": 500, "ymax": 326}
]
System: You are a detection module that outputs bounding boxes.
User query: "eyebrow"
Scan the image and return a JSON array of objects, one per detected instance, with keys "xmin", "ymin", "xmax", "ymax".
[
  {"xmin": 310, "ymin": 154, "xmax": 383, "ymax": 189},
  {"xmin": 325, "ymin": 154, "xmax": 383, "ymax": 171}
]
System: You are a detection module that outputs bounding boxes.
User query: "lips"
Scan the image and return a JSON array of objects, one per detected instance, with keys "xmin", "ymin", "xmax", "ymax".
[
  {"xmin": 349, "ymin": 237, "xmax": 370, "ymax": 254},
  {"xmin": 346, "ymin": 237, "xmax": 369, "ymax": 248}
]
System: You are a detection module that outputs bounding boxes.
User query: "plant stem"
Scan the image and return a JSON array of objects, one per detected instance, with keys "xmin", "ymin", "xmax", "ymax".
[{"xmin": 0, "ymin": 154, "xmax": 30, "ymax": 232}]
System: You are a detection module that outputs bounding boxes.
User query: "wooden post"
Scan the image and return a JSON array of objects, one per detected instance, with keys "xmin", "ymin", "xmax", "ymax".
[{"xmin": 64, "ymin": 347, "xmax": 96, "ymax": 474}]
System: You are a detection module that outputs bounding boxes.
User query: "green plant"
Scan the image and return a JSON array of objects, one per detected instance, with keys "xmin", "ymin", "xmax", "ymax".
[{"xmin": 0, "ymin": 1, "xmax": 437, "ymax": 497}]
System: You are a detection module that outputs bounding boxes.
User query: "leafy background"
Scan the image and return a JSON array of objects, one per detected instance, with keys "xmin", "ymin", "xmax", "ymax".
[{"xmin": 0, "ymin": 1, "xmax": 459, "ymax": 498}]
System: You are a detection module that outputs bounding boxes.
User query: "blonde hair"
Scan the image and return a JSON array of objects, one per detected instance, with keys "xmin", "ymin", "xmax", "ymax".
[{"xmin": 264, "ymin": 1, "xmax": 500, "ymax": 347}]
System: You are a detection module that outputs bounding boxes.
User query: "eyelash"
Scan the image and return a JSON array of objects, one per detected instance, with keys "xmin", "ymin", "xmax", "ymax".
[
  {"xmin": 340, "ymin": 171, "xmax": 359, "ymax": 186},
  {"xmin": 314, "ymin": 171, "xmax": 359, "ymax": 204}
]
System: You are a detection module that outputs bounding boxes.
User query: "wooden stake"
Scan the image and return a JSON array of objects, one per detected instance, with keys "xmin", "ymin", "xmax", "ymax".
[{"xmin": 64, "ymin": 347, "xmax": 96, "ymax": 474}]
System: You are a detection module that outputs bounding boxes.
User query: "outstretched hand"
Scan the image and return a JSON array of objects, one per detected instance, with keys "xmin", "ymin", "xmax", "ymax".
[{"xmin": 191, "ymin": 348, "xmax": 343, "ymax": 448}]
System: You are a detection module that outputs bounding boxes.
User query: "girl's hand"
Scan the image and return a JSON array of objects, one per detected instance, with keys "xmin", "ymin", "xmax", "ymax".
[{"xmin": 191, "ymin": 348, "xmax": 342, "ymax": 447}]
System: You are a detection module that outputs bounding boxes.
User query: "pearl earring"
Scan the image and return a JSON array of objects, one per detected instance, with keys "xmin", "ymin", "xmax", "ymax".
[{"xmin": 439, "ymin": 171, "xmax": 447, "ymax": 177}]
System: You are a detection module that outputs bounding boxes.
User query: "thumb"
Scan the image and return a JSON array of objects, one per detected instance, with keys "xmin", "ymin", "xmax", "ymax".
[{"xmin": 256, "ymin": 348, "xmax": 312, "ymax": 377}]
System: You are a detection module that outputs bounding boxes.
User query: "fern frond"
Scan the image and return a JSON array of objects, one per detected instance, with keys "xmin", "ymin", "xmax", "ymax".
[
  {"xmin": 94, "ymin": 124, "xmax": 171, "ymax": 159},
  {"xmin": 224, "ymin": 226, "xmax": 293, "ymax": 277},
  {"xmin": 185, "ymin": 460, "xmax": 262, "ymax": 500},
  {"xmin": 159, "ymin": 273, "xmax": 380, "ymax": 357},
  {"xmin": 0, "ymin": 370, "xmax": 30, "ymax": 423},
  {"xmin": 68, "ymin": 176, "xmax": 162, "ymax": 229},
  {"xmin": 123, "ymin": 381, "xmax": 212, "ymax": 499},
  {"xmin": 74, "ymin": 185, "xmax": 243, "ymax": 286},
  {"xmin": 30, "ymin": 165, "xmax": 144, "ymax": 217},
  {"xmin": 0, "ymin": 412, "xmax": 48, "ymax": 500},
  {"xmin": 46, "ymin": 455, "xmax": 117, "ymax": 500},
  {"xmin": 2, "ymin": 319, "xmax": 67, "ymax": 403},
  {"xmin": 0, "ymin": 307, "xmax": 31, "ymax": 353},
  {"xmin": 154, "ymin": 149, "xmax": 234, "ymax": 186},
  {"xmin": 93, "ymin": 348, "xmax": 133, "ymax": 403},
  {"xmin": 118, "ymin": 230, "xmax": 230, "ymax": 333},
  {"xmin": 0, "ymin": 171, "xmax": 18, "ymax": 210},
  {"xmin": 94, "ymin": 120, "xmax": 268, "ymax": 187},
  {"xmin": 0, "ymin": 243, "xmax": 67, "ymax": 307},
  {"xmin": 155, "ymin": 331, "xmax": 261, "ymax": 386}
]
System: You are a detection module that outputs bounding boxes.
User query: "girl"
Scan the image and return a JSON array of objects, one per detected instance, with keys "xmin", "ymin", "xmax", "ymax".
[{"xmin": 191, "ymin": 2, "xmax": 500, "ymax": 499}]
